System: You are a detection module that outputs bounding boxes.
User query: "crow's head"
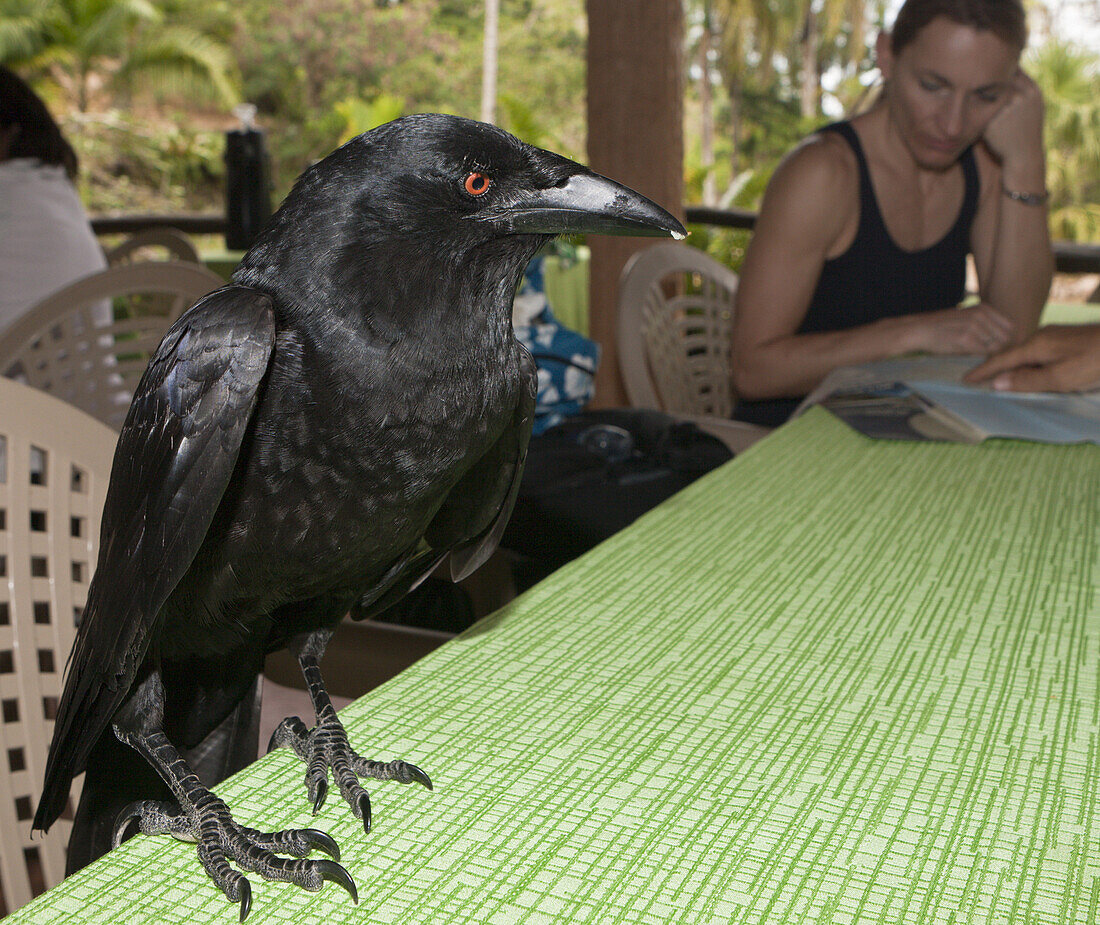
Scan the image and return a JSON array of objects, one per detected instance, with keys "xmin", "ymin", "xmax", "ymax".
[{"xmin": 236, "ymin": 114, "xmax": 684, "ymax": 310}]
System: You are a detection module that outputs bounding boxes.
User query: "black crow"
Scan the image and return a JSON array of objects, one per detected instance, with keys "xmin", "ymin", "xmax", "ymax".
[{"xmin": 32, "ymin": 113, "xmax": 684, "ymax": 917}]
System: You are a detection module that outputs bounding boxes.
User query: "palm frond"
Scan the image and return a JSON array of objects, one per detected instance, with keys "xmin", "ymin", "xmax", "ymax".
[
  {"xmin": 79, "ymin": 0, "xmax": 160, "ymax": 59},
  {"xmin": 0, "ymin": 0, "xmax": 59, "ymax": 64},
  {"xmin": 115, "ymin": 25, "xmax": 240, "ymax": 107}
]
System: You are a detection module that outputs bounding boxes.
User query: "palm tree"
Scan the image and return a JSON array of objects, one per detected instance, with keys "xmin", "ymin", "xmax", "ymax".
[
  {"xmin": 1028, "ymin": 39, "xmax": 1100, "ymax": 241},
  {"xmin": 0, "ymin": 0, "xmax": 238, "ymax": 112},
  {"xmin": 707, "ymin": 0, "xmax": 782, "ymax": 175}
]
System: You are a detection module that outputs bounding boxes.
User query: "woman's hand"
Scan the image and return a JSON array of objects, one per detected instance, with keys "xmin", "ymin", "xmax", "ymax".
[
  {"xmin": 902, "ymin": 302, "xmax": 1016, "ymax": 355},
  {"xmin": 981, "ymin": 69, "xmax": 1046, "ymax": 178},
  {"xmin": 963, "ymin": 324, "xmax": 1100, "ymax": 393}
]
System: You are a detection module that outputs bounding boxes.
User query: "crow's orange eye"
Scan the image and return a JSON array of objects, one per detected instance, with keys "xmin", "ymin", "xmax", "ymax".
[{"xmin": 464, "ymin": 172, "xmax": 491, "ymax": 196}]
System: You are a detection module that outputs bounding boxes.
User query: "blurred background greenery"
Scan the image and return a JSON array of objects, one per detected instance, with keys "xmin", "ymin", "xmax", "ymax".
[{"xmin": 2, "ymin": 0, "xmax": 1097, "ymax": 269}]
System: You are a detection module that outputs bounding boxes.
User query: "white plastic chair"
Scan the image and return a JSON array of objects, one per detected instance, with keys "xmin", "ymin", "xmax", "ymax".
[
  {"xmin": 0, "ymin": 378, "xmax": 117, "ymax": 913},
  {"xmin": 616, "ymin": 242, "xmax": 769, "ymax": 453},
  {"xmin": 104, "ymin": 227, "xmax": 201, "ymax": 266},
  {"xmin": 0, "ymin": 261, "xmax": 224, "ymax": 431}
]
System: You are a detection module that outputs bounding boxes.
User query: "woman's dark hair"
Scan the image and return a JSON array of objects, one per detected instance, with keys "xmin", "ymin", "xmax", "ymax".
[
  {"xmin": 0, "ymin": 66, "xmax": 78, "ymax": 180},
  {"xmin": 891, "ymin": 0, "xmax": 1028, "ymax": 56}
]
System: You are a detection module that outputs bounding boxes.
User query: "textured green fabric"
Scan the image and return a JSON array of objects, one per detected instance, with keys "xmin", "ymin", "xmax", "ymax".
[{"xmin": 12, "ymin": 409, "xmax": 1100, "ymax": 923}]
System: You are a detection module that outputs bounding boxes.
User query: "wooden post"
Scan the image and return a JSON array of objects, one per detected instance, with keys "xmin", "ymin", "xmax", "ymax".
[{"xmin": 586, "ymin": 0, "xmax": 684, "ymax": 408}]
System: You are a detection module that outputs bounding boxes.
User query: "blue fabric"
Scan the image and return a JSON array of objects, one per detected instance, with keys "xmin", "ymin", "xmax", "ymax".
[{"xmin": 514, "ymin": 258, "xmax": 600, "ymax": 435}]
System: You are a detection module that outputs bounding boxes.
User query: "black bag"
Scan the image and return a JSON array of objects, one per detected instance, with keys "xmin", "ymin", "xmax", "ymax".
[{"xmin": 501, "ymin": 409, "xmax": 733, "ymax": 585}]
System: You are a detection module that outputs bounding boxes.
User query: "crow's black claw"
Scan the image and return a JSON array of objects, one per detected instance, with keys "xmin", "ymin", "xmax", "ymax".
[
  {"xmin": 358, "ymin": 793, "xmax": 371, "ymax": 834},
  {"xmin": 317, "ymin": 860, "xmax": 358, "ymax": 904},
  {"xmin": 302, "ymin": 828, "xmax": 339, "ymax": 861},
  {"xmin": 111, "ymin": 802, "xmax": 142, "ymax": 848},
  {"xmin": 238, "ymin": 878, "xmax": 252, "ymax": 922},
  {"xmin": 407, "ymin": 763, "xmax": 433, "ymax": 791},
  {"xmin": 312, "ymin": 779, "xmax": 328, "ymax": 815}
]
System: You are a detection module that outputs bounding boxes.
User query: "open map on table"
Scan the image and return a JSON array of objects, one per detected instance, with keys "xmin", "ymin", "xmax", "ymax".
[{"xmin": 796, "ymin": 355, "xmax": 1100, "ymax": 444}]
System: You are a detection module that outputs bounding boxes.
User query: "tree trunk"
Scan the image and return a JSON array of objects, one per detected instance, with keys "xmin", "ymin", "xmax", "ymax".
[
  {"xmin": 800, "ymin": 5, "xmax": 818, "ymax": 119},
  {"xmin": 700, "ymin": 2, "xmax": 716, "ymax": 206},
  {"xmin": 729, "ymin": 79, "xmax": 743, "ymax": 182},
  {"xmin": 481, "ymin": 0, "xmax": 500, "ymax": 124},
  {"xmin": 586, "ymin": 0, "xmax": 684, "ymax": 408}
]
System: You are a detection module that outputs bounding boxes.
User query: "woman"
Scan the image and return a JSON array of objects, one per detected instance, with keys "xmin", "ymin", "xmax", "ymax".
[
  {"xmin": 730, "ymin": 0, "xmax": 1052, "ymax": 426},
  {"xmin": 0, "ymin": 66, "xmax": 107, "ymax": 332}
]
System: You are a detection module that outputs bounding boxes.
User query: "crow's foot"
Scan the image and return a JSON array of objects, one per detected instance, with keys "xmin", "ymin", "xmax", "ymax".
[
  {"xmin": 112, "ymin": 797, "xmax": 356, "ymax": 921},
  {"xmin": 268, "ymin": 712, "xmax": 432, "ymax": 833}
]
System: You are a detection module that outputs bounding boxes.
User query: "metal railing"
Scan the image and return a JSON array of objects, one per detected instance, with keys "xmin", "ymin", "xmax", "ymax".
[
  {"xmin": 684, "ymin": 205, "xmax": 1100, "ymax": 279},
  {"xmin": 91, "ymin": 209, "xmax": 1100, "ymax": 277},
  {"xmin": 91, "ymin": 214, "xmax": 227, "ymax": 236}
]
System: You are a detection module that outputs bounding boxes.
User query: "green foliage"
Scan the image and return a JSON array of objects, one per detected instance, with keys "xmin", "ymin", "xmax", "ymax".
[
  {"xmin": 686, "ymin": 224, "xmax": 754, "ymax": 272},
  {"xmin": 117, "ymin": 25, "xmax": 239, "ymax": 106},
  {"xmin": 496, "ymin": 95, "xmax": 555, "ymax": 151},
  {"xmin": 335, "ymin": 92, "xmax": 407, "ymax": 144},
  {"xmin": 65, "ymin": 110, "xmax": 223, "ymax": 212},
  {"xmin": 1028, "ymin": 39, "xmax": 1100, "ymax": 241},
  {"xmin": 0, "ymin": 0, "xmax": 240, "ymax": 110},
  {"xmin": 233, "ymin": 0, "xmax": 585, "ymax": 200},
  {"xmin": 0, "ymin": 0, "xmax": 56, "ymax": 62},
  {"xmin": 684, "ymin": 0, "xmax": 862, "ymax": 264},
  {"xmin": 6, "ymin": 0, "xmax": 1096, "ymax": 249}
]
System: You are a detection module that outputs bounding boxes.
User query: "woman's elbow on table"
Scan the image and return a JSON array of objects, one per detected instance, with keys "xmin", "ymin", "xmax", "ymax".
[{"xmin": 730, "ymin": 344, "xmax": 785, "ymax": 400}]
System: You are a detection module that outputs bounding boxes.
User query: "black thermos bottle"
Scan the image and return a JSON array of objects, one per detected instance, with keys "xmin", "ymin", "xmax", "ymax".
[{"xmin": 224, "ymin": 104, "xmax": 271, "ymax": 250}]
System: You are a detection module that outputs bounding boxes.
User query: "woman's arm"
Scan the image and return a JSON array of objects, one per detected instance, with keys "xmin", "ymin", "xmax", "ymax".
[
  {"xmin": 732, "ymin": 136, "xmax": 1016, "ymax": 400},
  {"xmin": 970, "ymin": 70, "xmax": 1052, "ymax": 343}
]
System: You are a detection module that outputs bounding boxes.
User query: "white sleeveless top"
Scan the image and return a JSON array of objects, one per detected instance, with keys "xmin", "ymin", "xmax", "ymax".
[{"xmin": 0, "ymin": 158, "xmax": 107, "ymax": 333}]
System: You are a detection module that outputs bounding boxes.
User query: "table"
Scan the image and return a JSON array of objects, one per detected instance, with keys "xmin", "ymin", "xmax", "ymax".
[
  {"xmin": 10, "ymin": 410, "xmax": 1100, "ymax": 923},
  {"xmin": 1041, "ymin": 301, "xmax": 1100, "ymax": 326}
]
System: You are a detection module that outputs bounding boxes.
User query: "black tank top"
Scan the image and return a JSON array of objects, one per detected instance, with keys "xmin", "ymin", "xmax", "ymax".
[{"xmin": 733, "ymin": 121, "xmax": 980, "ymax": 428}]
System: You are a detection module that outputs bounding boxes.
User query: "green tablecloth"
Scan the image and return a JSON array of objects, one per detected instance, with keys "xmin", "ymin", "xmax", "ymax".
[
  {"xmin": 1040, "ymin": 301, "xmax": 1100, "ymax": 326},
  {"xmin": 12, "ymin": 410, "xmax": 1100, "ymax": 923}
]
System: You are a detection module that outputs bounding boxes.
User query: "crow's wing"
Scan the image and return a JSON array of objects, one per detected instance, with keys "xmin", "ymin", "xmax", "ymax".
[
  {"xmin": 429, "ymin": 349, "xmax": 538, "ymax": 582},
  {"xmin": 33, "ymin": 286, "xmax": 275, "ymax": 832}
]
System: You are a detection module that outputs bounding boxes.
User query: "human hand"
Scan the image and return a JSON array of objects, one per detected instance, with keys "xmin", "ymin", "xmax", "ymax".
[
  {"xmin": 981, "ymin": 69, "xmax": 1045, "ymax": 175},
  {"xmin": 905, "ymin": 302, "xmax": 1016, "ymax": 356},
  {"xmin": 963, "ymin": 324, "xmax": 1100, "ymax": 393}
]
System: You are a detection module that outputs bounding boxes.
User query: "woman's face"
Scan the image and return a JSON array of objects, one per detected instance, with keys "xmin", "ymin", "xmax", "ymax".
[{"xmin": 878, "ymin": 16, "xmax": 1020, "ymax": 170}]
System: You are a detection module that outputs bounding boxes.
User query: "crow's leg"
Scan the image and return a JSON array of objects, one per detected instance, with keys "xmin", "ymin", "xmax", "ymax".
[
  {"xmin": 268, "ymin": 628, "xmax": 432, "ymax": 833},
  {"xmin": 111, "ymin": 675, "xmax": 356, "ymax": 920}
]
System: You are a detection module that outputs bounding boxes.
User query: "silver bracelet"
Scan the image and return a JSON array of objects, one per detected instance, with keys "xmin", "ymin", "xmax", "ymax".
[{"xmin": 1002, "ymin": 185, "xmax": 1049, "ymax": 206}]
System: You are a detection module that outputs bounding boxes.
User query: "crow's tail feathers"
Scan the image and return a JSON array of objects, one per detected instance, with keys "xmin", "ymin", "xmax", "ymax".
[{"xmin": 33, "ymin": 663, "xmax": 128, "ymax": 837}]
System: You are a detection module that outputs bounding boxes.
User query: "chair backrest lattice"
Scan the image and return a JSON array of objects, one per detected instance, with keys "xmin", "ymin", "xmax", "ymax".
[
  {"xmin": 104, "ymin": 227, "xmax": 201, "ymax": 267},
  {"xmin": 617, "ymin": 242, "xmax": 739, "ymax": 418},
  {"xmin": 0, "ymin": 378, "xmax": 116, "ymax": 915},
  {"xmin": 0, "ymin": 261, "xmax": 223, "ymax": 431}
]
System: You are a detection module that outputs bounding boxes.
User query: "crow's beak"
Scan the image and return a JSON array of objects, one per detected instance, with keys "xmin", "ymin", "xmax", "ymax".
[{"xmin": 496, "ymin": 170, "xmax": 686, "ymax": 240}]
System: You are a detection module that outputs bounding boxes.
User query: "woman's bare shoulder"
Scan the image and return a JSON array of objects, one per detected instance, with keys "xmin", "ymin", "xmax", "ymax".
[
  {"xmin": 777, "ymin": 131, "xmax": 856, "ymax": 187},
  {"xmin": 759, "ymin": 129, "xmax": 858, "ymax": 240}
]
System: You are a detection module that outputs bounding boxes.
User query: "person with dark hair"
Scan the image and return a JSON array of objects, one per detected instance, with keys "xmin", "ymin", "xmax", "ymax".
[
  {"xmin": 730, "ymin": 0, "xmax": 1052, "ymax": 427},
  {"xmin": 0, "ymin": 66, "xmax": 106, "ymax": 330}
]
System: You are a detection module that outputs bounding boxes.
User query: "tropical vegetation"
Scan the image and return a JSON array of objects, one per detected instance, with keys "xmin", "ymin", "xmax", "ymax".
[{"xmin": 1, "ymin": 0, "xmax": 1096, "ymax": 248}]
